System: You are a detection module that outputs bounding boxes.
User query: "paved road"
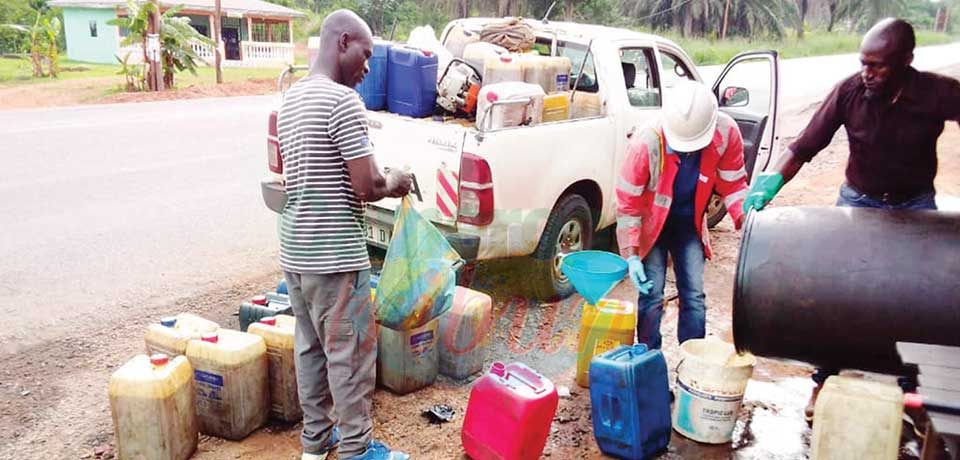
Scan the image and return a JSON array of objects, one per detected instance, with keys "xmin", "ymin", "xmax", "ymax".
[
  {"xmin": 1, "ymin": 43, "xmax": 959, "ymax": 354},
  {"xmin": 0, "ymin": 96, "xmax": 279, "ymax": 354},
  {"xmin": 699, "ymin": 41, "xmax": 960, "ymax": 110}
]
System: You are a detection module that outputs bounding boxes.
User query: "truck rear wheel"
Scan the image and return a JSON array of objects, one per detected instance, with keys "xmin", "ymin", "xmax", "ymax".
[
  {"xmin": 528, "ymin": 194, "xmax": 594, "ymax": 301},
  {"xmin": 706, "ymin": 192, "xmax": 727, "ymax": 228}
]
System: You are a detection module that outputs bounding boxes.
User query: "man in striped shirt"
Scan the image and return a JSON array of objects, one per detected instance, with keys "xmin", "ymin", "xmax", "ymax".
[{"xmin": 276, "ymin": 9, "xmax": 411, "ymax": 460}]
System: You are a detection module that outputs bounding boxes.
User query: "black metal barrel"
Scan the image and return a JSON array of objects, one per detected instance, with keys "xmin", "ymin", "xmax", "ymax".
[{"xmin": 733, "ymin": 206, "xmax": 960, "ymax": 374}]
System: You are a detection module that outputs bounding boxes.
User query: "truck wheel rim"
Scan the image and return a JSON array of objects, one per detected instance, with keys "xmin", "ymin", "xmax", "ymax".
[
  {"xmin": 553, "ymin": 219, "xmax": 584, "ymax": 283},
  {"xmin": 707, "ymin": 193, "xmax": 723, "ymax": 218}
]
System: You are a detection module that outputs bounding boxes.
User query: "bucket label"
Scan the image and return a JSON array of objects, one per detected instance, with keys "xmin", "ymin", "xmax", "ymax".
[
  {"xmin": 410, "ymin": 330, "xmax": 435, "ymax": 356},
  {"xmin": 593, "ymin": 339, "xmax": 621, "ymax": 357},
  {"xmin": 674, "ymin": 378, "xmax": 743, "ymax": 442},
  {"xmin": 194, "ymin": 370, "xmax": 224, "ymax": 403},
  {"xmin": 556, "ymin": 74, "xmax": 570, "ymax": 91}
]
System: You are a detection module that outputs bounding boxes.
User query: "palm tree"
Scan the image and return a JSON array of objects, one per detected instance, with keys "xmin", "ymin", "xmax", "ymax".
[{"xmin": 626, "ymin": 0, "xmax": 793, "ymax": 38}]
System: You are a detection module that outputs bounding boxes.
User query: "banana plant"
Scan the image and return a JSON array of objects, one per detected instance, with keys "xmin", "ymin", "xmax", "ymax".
[
  {"xmin": 108, "ymin": 0, "xmax": 213, "ymax": 89},
  {"xmin": 1, "ymin": 11, "xmax": 60, "ymax": 78}
]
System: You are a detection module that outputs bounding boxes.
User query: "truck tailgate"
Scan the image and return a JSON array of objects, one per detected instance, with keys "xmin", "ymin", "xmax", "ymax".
[{"xmin": 364, "ymin": 111, "xmax": 468, "ymax": 248}]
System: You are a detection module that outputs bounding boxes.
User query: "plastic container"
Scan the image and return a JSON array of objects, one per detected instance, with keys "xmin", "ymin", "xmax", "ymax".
[
  {"xmin": 576, "ymin": 299, "xmax": 637, "ymax": 387},
  {"xmin": 589, "ymin": 344, "xmax": 671, "ymax": 460},
  {"xmin": 247, "ymin": 316, "xmax": 301, "ymax": 422},
  {"xmin": 276, "ymin": 278, "xmax": 288, "ymax": 295},
  {"xmin": 439, "ymin": 287, "xmax": 494, "ymax": 380},
  {"xmin": 672, "ymin": 338, "xmax": 756, "ymax": 444},
  {"xmin": 521, "ymin": 55, "xmax": 572, "ymax": 94},
  {"xmin": 355, "ymin": 40, "xmax": 390, "ymax": 110},
  {"xmin": 810, "ymin": 376, "xmax": 903, "ymax": 460},
  {"xmin": 542, "ymin": 92, "xmax": 570, "ymax": 123},
  {"xmin": 444, "ymin": 23, "xmax": 480, "ymax": 59},
  {"xmin": 145, "ymin": 313, "xmax": 220, "ymax": 357},
  {"xmin": 377, "ymin": 319, "xmax": 439, "ymax": 394},
  {"xmin": 570, "ymin": 92, "xmax": 603, "ymax": 119},
  {"xmin": 387, "ymin": 46, "xmax": 438, "ymax": 118},
  {"xmin": 476, "ymin": 82, "xmax": 544, "ymax": 131},
  {"xmin": 109, "ymin": 354, "xmax": 198, "ymax": 460},
  {"xmin": 463, "ymin": 42, "xmax": 508, "ymax": 78},
  {"xmin": 462, "ymin": 362, "xmax": 559, "ymax": 460},
  {"xmin": 482, "ymin": 55, "xmax": 523, "ymax": 87},
  {"xmin": 186, "ymin": 329, "xmax": 269, "ymax": 440},
  {"xmin": 239, "ymin": 295, "xmax": 292, "ymax": 332},
  {"xmin": 264, "ymin": 291, "xmax": 289, "ymax": 306}
]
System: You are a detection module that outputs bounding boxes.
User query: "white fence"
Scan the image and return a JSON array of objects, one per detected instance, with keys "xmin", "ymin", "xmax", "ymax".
[{"xmin": 114, "ymin": 40, "xmax": 293, "ymax": 68}]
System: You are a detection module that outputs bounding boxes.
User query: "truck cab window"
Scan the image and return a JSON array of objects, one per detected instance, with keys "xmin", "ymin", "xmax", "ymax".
[
  {"xmin": 556, "ymin": 41, "xmax": 599, "ymax": 93},
  {"xmin": 659, "ymin": 50, "xmax": 695, "ymax": 89},
  {"xmin": 620, "ymin": 48, "xmax": 660, "ymax": 108}
]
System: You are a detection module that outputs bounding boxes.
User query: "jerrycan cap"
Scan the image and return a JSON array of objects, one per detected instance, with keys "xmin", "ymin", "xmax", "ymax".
[
  {"xmin": 499, "ymin": 56, "xmax": 512, "ymax": 63},
  {"xmin": 490, "ymin": 361, "xmax": 506, "ymax": 377},
  {"xmin": 160, "ymin": 317, "xmax": 177, "ymax": 327},
  {"xmin": 150, "ymin": 354, "xmax": 170, "ymax": 366},
  {"xmin": 201, "ymin": 332, "xmax": 219, "ymax": 344},
  {"xmin": 486, "ymin": 91, "xmax": 499, "ymax": 103},
  {"xmin": 259, "ymin": 317, "xmax": 277, "ymax": 326},
  {"xmin": 251, "ymin": 295, "xmax": 268, "ymax": 306}
]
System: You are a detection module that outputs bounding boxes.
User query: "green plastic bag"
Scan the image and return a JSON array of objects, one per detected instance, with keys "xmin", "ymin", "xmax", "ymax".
[{"xmin": 375, "ymin": 196, "xmax": 463, "ymax": 329}]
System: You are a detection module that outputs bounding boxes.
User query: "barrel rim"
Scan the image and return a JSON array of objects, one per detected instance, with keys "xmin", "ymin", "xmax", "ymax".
[{"xmin": 732, "ymin": 209, "xmax": 757, "ymax": 355}]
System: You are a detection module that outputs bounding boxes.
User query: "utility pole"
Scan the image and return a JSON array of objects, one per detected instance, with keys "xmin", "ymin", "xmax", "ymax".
[
  {"xmin": 214, "ymin": 0, "xmax": 223, "ymax": 84},
  {"xmin": 146, "ymin": 0, "xmax": 162, "ymax": 91}
]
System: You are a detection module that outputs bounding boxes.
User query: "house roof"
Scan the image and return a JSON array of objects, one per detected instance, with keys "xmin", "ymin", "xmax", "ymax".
[{"xmin": 48, "ymin": 0, "xmax": 306, "ymax": 18}]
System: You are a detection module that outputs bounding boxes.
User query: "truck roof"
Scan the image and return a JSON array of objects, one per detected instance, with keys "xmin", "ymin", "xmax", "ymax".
[{"xmin": 451, "ymin": 17, "xmax": 682, "ymax": 49}]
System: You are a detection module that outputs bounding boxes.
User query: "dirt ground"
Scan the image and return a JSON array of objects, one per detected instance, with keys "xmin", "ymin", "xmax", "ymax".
[
  {"xmin": 0, "ymin": 76, "xmax": 277, "ymax": 111},
  {"xmin": 3, "ymin": 78, "xmax": 960, "ymax": 459}
]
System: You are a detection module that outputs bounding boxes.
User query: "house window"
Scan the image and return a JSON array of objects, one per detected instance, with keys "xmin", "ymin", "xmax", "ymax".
[
  {"xmin": 89, "ymin": 20, "xmax": 98, "ymax": 37},
  {"xmin": 250, "ymin": 19, "xmax": 288, "ymax": 43}
]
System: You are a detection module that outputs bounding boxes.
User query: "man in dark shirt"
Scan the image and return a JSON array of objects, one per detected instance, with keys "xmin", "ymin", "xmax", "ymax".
[{"xmin": 740, "ymin": 18, "xmax": 960, "ymax": 421}]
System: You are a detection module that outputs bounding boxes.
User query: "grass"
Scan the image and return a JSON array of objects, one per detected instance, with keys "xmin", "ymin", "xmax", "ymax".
[
  {"xmin": 0, "ymin": 54, "xmax": 283, "ymax": 87},
  {"xmin": 0, "ymin": 55, "xmax": 118, "ymax": 84},
  {"xmin": 649, "ymin": 29, "xmax": 959, "ymax": 66}
]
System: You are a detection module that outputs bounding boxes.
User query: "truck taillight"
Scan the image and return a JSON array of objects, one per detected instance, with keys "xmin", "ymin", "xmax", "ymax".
[
  {"xmin": 268, "ymin": 110, "xmax": 282, "ymax": 174},
  {"xmin": 458, "ymin": 152, "xmax": 493, "ymax": 226}
]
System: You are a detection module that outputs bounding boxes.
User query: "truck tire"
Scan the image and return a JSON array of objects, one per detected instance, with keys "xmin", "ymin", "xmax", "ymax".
[
  {"xmin": 706, "ymin": 192, "xmax": 727, "ymax": 228},
  {"xmin": 528, "ymin": 194, "xmax": 594, "ymax": 301}
]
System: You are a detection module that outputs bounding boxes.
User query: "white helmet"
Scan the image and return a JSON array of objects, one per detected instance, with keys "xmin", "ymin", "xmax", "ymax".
[{"xmin": 661, "ymin": 79, "xmax": 718, "ymax": 152}]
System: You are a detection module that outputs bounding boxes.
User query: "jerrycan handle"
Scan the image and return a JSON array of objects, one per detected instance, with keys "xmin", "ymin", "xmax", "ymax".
[
  {"xmin": 504, "ymin": 364, "xmax": 548, "ymax": 395},
  {"xmin": 597, "ymin": 299, "xmax": 629, "ymax": 314}
]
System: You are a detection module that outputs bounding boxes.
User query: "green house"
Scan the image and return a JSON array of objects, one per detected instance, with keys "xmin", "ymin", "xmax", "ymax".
[{"xmin": 48, "ymin": 0, "xmax": 305, "ymax": 66}]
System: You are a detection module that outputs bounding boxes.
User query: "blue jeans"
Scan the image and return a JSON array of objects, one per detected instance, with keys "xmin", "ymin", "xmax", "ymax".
[
  {"xmin": 814, "ymin": 183, "xmax": 938, "ymax": 385},
  {"xmin": 637, "ymin": 217, "xmax": 706, "ymax": 350},
  {"xmin": 836, "ymin": 183, "xmax": 938, "ymax": 210}
]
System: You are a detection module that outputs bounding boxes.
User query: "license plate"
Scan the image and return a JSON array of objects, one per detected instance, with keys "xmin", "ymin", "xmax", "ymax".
[{"xmin": 365, "ymin": 221, "xmax": 392, "ymax": 247}]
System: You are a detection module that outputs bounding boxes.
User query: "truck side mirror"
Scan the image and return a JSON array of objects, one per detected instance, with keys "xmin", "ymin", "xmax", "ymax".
[{"xmin": 720, "ymin": 86, "xmax": 749, "ymax": 108}]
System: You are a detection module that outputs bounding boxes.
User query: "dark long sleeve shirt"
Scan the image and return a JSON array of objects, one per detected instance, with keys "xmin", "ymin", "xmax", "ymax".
[{"xmin": 789, "ymin": 67, "xmax": 960, "ymax": 198}]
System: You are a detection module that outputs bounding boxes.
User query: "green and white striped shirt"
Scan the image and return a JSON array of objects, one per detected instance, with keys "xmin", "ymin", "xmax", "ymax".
[{"xmin": 277, "ymin": 74, "xmax": 373, "ymax": 274}]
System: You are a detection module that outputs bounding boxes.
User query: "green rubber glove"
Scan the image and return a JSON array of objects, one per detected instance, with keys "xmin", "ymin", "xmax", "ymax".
[{"xmin": 742, "ymin": 172, "xmax": 785, "ymax": 214}]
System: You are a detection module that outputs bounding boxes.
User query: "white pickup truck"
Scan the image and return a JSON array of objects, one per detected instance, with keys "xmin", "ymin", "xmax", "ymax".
[{"xmin": 262, "ymin": 18, "xmax": 781, "ymax": 300}]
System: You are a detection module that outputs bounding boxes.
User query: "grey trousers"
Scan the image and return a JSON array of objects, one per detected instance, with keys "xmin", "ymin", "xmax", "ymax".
[{"xmin": 284, "ymin": 270, "xmax": 376, "ymax": 458}]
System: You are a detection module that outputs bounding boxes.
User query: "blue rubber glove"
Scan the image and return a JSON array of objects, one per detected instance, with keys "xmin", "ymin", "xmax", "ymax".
[
  {"xmin": 627, "ymin": 256, "xmax": 654, "ymax": 295},
  {"xmin": 742, "ymin": 172, "xmax": 785, "ymax": 214}
]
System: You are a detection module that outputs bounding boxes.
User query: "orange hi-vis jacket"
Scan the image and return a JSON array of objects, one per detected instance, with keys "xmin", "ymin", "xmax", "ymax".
[{"xmin": 616, "ymin": 112, "xmax": 749, "ymax": 260}]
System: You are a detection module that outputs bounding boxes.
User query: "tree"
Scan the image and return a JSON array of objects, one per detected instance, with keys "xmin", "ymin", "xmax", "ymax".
[
  {"xmin": 796, "ymin": 0, "xmax": 808, "ymax": 37},
  {"xmin": 2, "ymin": 11, "xmax": 60, "ymax": 77},
  {"xmin": 108, "ymin": 0, "xmax": 213, "ymax": 89}
]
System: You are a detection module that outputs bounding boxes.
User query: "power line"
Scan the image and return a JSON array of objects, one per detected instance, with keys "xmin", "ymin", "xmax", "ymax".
[{"xmin": 633, "ymin": 0, "xmax": 696, "ymax": 22}]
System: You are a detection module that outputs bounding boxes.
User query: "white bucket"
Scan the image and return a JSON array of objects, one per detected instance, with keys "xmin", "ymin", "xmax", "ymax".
[{"xmin": 672, "ymin": 338, "xmax": 756, "ymax": 444}]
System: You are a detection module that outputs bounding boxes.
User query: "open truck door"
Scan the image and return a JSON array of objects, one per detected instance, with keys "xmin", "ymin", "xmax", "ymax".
[{"xmin": 705, "ymin": 50, "xmax": 780, "ymax": 228}]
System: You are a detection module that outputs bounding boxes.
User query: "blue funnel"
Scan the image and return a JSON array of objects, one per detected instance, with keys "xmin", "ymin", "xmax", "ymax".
[{"xmin": 560, "ymin": 251, "xmax": 628, "ymax": 304}]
